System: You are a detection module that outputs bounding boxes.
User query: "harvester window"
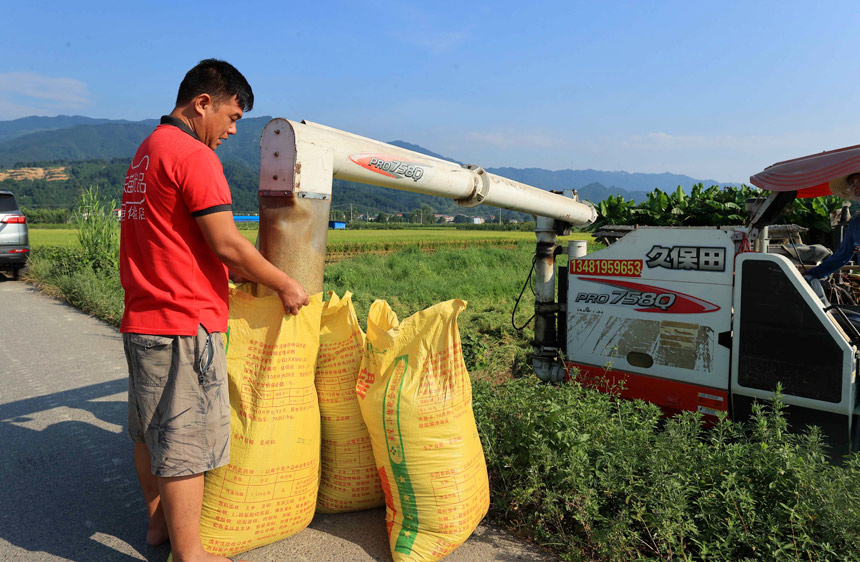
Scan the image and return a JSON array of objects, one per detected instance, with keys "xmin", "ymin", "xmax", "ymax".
[{"xmin": 737, "ymin": 260, "xmax": 842, "ymax": 403}]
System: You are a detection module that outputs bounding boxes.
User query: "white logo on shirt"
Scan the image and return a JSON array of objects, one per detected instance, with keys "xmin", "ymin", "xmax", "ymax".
[{"xmin": 121, "ymin": 155, "xmax": 149, "ymax": 221}]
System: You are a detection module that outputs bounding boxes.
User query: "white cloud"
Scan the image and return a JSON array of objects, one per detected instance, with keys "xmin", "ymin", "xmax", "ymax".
[{"xmin": 0, "ymin": 72, "xmax": 91, "ymax": 118}]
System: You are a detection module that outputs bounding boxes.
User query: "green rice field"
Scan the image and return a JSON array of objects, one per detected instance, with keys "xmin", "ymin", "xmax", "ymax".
[
  {"xmin": 28, "ymin": 226, "xmax": 593, "ymax": 255},
  {"xmin": 28, "ymin": 228, "xmax": 80, "ymax": 248}
]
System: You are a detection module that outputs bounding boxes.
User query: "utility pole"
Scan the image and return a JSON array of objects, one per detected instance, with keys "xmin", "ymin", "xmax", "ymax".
[{"xmin": 350, "ymin": 204, "xmax": 353, "ymax": 222}]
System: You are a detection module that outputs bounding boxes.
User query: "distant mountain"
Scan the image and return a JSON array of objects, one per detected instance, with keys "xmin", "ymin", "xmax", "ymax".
[
  {"xmin": 0, "ymin": 115, "xmax": 740, "ymax": 205},
  {"xmin": 0, "ymin": 115, "xmax": 138, "ymax": 143},
  {"xmin": 0, "ymin": 122, "xmax": 156, "ymax": 166},
  {"xmin": 487, "ymin": 167, "xmax": 736, "ymax": 202},
  {"xmin": 0, "ymin": 116, "xmax": 277, "ymax": 168}
]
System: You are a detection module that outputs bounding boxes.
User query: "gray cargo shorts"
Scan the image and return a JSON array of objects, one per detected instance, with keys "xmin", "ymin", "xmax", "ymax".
[{"xmin": 124, "ymin": 325, "xmax": 230, "ymax": 477}]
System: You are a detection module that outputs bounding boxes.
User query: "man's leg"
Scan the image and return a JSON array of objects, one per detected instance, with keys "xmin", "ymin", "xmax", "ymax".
[
  {"xmin": 134, "ymin": 442, "xmax": 169, "ymax": 545},
  {"xmin": 158, "ymin": 473, "xmax": 246, "ymax": 562}
]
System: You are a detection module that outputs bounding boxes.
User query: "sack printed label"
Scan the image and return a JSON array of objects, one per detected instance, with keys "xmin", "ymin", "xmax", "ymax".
[
  {"xmin": 646, "ymin": 245, "xmax": 726, "ymax": 272},
  {"xmin": 383, "ymin": 355, "xmax": 419, "ymax": 553},
  {"xmin": 574, "ymin": 278, "xmax": 720, "ymax": 314},
  {"xmin": 349, "ymin": 153, "xmax": 430, "ymax": 183}
]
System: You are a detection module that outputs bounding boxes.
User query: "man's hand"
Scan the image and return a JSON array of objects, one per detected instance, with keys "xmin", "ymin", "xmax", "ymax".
[{"xmin": 277, "ymin": 276, "xmax": 309, "ymax": 316}]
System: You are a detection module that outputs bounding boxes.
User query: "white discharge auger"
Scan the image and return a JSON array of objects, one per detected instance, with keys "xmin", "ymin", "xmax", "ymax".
[{"xmin": 258, "ymin": 118, "xmax": 597, "ymax": 225}]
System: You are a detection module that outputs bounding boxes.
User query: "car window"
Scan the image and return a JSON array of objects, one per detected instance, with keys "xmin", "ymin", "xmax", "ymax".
[{"xmin": 0, "ymin": 194, "xmax": 19, "ymax": 212}]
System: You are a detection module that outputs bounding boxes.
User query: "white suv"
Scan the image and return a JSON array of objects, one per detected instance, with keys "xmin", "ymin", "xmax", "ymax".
[{"xmin": 0, "ymin": 190, "xmax": 29, "ymax": 279}]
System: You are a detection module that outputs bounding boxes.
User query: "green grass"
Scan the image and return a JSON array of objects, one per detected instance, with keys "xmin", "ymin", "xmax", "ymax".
[{"xmin": 323, "ymin": 243, "xmax": 544, "ymax": 380}]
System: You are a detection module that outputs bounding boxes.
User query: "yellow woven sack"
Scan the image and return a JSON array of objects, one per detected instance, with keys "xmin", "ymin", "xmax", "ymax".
[
  {"xmin": 316, "ymin": 291, "xmax": 385, "ymax": 513},
  {"xmin": 357, "ymin": 299, "xmax": 490, "ymax": 562},
  {"xmin": 197, "ymin": 287, "xmax": 323, "ymax": 557}
]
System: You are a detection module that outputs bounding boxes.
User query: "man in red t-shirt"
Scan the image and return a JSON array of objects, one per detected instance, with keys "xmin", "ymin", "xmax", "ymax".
[{"xmin": 120, "ymin": 59, "xmax": 306, "ymax": 562}]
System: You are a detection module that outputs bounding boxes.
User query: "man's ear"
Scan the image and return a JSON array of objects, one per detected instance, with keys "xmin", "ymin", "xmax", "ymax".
[{"xmin": 192, "ymin": 93, "xmax": 213, "ymax": 116}]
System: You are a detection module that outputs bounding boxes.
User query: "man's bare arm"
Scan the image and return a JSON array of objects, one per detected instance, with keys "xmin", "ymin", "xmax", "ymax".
[{"xmin": 195, "ymin": 211, "xmax": 309, "ymax": 315}]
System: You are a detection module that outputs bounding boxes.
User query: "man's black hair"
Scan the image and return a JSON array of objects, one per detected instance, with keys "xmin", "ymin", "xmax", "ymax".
[{"xmin": 176, "ymin": 59, "xmax": 254, "ymax": 112}]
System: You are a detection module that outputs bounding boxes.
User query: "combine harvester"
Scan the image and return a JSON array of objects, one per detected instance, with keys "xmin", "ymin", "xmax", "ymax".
[
  {"xmin": 254, "ymin": 119, "xmax": 858, "ymax": 456},
  {"xmin": 557, "ymin": 146, "xmax": 860, "ymax": 457}
]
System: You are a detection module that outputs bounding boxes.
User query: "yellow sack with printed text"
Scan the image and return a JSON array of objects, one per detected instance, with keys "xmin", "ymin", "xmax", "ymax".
[
  {"xmin": 316, "ymin": 291, "xmax": 385, "ymax": 513},
  {"xmin": 198, "ymin": 287, "xmax": 323, "ymax": 557},
  {"xmin": 357, "ymin": 299, "xmax": 490, "ymax": 562}
]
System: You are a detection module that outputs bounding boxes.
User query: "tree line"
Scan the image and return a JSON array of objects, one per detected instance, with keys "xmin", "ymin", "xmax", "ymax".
[{"xmin": 5, "ymin": 158, "xmax": 531, "ymax": 223}]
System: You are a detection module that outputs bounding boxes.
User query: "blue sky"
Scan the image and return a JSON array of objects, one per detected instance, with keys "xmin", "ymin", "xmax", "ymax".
[{"xmin": 1, "ymin": 1, "xmax": 858, "ymax": 182}]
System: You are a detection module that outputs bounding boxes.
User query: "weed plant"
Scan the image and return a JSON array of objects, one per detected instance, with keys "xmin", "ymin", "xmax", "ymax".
[
  {"xmin": 323, "ymin": 242, "xmax": 544, "ymax": 379},
  {"xmin": 27, "ymin": 246, "xmax": 124, "ymax": 324},
  {"xmin": 74, "ymin": 186, "xmax": 119, "ymax": 272},
  {"xmin": 474, "ymin": 377, "xmax": 860, "ymax": 561}
]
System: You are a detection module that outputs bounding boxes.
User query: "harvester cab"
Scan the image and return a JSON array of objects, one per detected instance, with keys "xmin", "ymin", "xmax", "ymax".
[{"xmin": 552, "ymin": 146, "xmax": 860, "ymax": 457}]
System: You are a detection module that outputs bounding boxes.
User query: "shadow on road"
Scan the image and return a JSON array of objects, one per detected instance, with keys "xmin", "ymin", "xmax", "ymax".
[
  {"xmin": 0, "ymin": 379, "xmax": 169, "ymax": 561},
  {"xmin": 0, "ymin": 377, "xmax": 402, "ymax": 562}
]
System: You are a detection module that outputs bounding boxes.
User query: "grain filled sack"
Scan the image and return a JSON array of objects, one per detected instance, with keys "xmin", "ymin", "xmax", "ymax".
[
  {"xmin": 197, "ymin": 287, "xmax": 323, "ymax": 557},
  {"xmin": 316, "ymin": 291, "xmax": 385, "ymax": 513},
  {"xmin": 357, "ymin": 299, "xmax": 490, "ymax": 562}
]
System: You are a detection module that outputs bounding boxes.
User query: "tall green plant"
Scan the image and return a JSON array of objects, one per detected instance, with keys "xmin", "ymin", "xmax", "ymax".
[
  {"xmin": 592, "ymin": 195, "xmax": 636, "ymax": 229},
  {"xmin": 74, "ymin": 186, "xmax": 119, "ymax": 272},
  {"xmin": 593, "ymin": 184, "xmax": 769, "ymax": 228},
  {"xmin": 785, "ymin": 196, "xmax": 843, "ymax": 242}
]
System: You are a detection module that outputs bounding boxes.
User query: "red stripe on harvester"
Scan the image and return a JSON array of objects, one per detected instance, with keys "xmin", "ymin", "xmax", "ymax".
[{"xmin": 565, "ymin": 361, "xmax": 728, "ymax": 419}]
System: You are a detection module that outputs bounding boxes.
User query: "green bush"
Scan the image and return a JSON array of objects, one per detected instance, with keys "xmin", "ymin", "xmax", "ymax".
[
  {"xmin": 474, "ymin": 377, "xmax": 860, "ymax": 561},
  {"xmin": 27, "ymin": 246, "xmax": 124, "ymax": 326},
  {"xmin": 20, "ymin": 207, "xmax": 72, "ymax": 224},
  {"xmin": 342, "ymin": 221, "xmax": 454, "ymax": 230},
  {"xmin": 29, "ymin": 246, "xmax": 87, "ymax": 276},
  {"xmin": 455, "ymin": 222, "xmax": 538, "ymax": 231}
]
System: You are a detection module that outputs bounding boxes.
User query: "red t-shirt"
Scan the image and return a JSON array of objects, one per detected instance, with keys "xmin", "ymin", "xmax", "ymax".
[{"xmin": 120, "ymin": 124, "xmax": 232, "ymax": 335}]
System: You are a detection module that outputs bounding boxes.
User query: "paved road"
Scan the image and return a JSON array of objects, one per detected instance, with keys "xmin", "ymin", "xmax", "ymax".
[{"xmin": 0, "ymin": 277, "xmax": 556, "ymax": 562}]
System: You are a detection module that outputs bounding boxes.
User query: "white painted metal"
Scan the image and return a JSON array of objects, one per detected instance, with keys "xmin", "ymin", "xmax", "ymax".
[
  {"xmin": 566, "ymin": 227, "xmax": 735, "ymax": 390},
  {"xmin": 731, "ymin": 252, "xmax": 856, "ymax": 417},
  {"xmin": 259, "ymin": 118, "xmax": 597, "ymax": 226},
  {"xmin": 569, "ymin": 240, "xmax": 588, "ymax": 258}
]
